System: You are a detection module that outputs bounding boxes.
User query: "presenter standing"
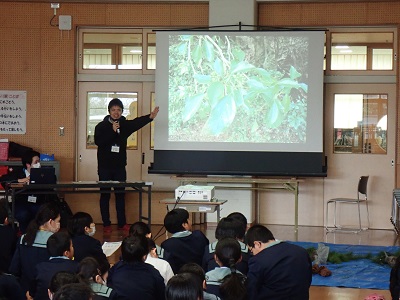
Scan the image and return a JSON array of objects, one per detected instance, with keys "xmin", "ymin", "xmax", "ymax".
[{"xmin": 94, "ymin": 98, "xmax": 159, "ymax": 233}]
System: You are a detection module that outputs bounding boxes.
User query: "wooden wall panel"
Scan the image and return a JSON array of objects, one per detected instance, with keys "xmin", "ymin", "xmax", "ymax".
[
  {"xmin": 0, "ymin": 1, "xmax": 208, "ymax": 184},
  {"xmin": 258, "ymin": 2, "xmax": 398, "ymax": 26},
  {"xmin": 170, "ymin": 3, "xmax": 209, "ymax": 27}
]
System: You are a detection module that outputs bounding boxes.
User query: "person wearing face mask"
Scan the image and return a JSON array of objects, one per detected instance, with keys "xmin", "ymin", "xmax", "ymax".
[
  {"xmin": 94, "ymin": 98, "xmax": 159, "ymax": 233},
  {"xmin": 0, "ymin": 150, "xmax": 54, "ymax": 233},
  {"xmin": 9, "ymin": 202, "xmax": 61, "ymax": 293},
  {"xmin": 78, "ymin": 256, "xmax": 120, "ymax": 300},
  {"xmin": 67, "ymin": 212, "xmax": 107, "ymax": 263}
]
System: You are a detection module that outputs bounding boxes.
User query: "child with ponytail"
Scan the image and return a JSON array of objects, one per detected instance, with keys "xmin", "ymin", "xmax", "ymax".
[
  {"xmin": 9, "ymin": 202, "xmax": 61, "ymax": 292},
  {"xmin": 205, "ymin": 238, "xmax": 247, "ymax": 300}
]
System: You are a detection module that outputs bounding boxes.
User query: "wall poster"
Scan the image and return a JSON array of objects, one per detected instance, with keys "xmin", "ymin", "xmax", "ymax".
[{"xmin": 0, "ymin": 90, "xmax": 26, "ymax": 134}]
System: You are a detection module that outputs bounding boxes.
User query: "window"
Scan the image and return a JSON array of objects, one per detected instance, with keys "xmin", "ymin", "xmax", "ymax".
[
  {"xmin": 330, "ymin": 32, "xmax": 394, "ymax": 71},
  {"xmin": 86, "ymin": 92, "xmax": 138, "ymax": 149},
  {"xmin": 333, "ymin": 94, "xmax": 387, "ymax": 154},
  {"xmin": 78, "ymin": 29, "xmax": 156, "ymax": 74}
]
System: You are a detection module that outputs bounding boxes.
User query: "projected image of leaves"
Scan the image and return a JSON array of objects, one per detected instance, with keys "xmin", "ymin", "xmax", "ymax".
[{"xmin": 168, "ymin": 34, "xmax": 309, "ymax": 143}]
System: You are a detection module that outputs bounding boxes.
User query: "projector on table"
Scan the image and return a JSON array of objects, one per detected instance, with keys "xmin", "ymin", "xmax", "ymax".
[{"xmin": 175, "ymin": 185, "xmax": 215, "ymax": 201}]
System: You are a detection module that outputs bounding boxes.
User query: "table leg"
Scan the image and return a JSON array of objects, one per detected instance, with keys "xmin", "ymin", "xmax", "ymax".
[
  {"xmin": 148, "ymin": 186, "xmax": 152, "ymax": 228},
  {"xmin": 139, "ymin": 190, "xmax": 143, "ymax": 222},
  {"xmin": 294, "ymin": 182, "xmax": 299, "ymax": 232}
]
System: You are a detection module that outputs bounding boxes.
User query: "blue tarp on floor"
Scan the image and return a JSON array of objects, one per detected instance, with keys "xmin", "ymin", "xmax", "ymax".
[{"xmin": 288, "ymin": 241, "xmax": 400, "ymax": 290}]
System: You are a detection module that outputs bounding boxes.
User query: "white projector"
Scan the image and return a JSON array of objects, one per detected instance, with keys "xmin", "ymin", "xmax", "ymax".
[{"xmin": 175, "ymin": 185, "xmax": 215, "ymax": 201}]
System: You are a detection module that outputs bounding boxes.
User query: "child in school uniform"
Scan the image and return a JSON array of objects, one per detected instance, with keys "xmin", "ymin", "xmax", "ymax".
[
  {"xmin": 205, "ymin": 238, "xmax": 246, "ymax": 300},
  {"xmin": 29, "ymin": 231, "xmax": 79, "ymax": 300},
  {"xmin": 390, "ymin": 256, "xmax": 400, "ymax": 300},
  {"xmin": 129, "ymin": 221, "xmax": 167, "ymax": 259},
  {"xmin": 108, "ymin": 235, "xmax": 165, "ymax": 300},
  {"xmin": 161, "ymin": 208, "xmax": 209, "ymax": 274},
  {"xmin": 67, "ymin": 212, "xmax": 107, "ymax": 263},
  {"xmin": 202, "ymin": 217, "xmax": 250, "ymax": 274},
  {"xmin": 0, "ymin": 198, "xmax": 17, "ymax": 273},
  {"xmin": 145, "ymin": 238, "xmax": 174, "ymax": 285},
  {"xmin": 9, "ymin": 202, "xmax": 61, "ymax": 292},
  {"xmin": 78, "ymin": 256, "xmax": 119, "ymax": 300}
]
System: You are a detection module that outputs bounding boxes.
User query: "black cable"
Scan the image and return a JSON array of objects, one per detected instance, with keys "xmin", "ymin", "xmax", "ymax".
[
  {"xmin": 153, "ymin": 191, "xmax": 186, "ymax": 241},
  {"xmin": 50, "ymin": 15, "xmax": 58, "ymax": 27}
]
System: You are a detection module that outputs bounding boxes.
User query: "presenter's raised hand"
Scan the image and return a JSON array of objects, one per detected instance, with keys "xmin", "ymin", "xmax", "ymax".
[{"xmin": 150, "ymin": 106, "xmax": 159, "ymax": 119}]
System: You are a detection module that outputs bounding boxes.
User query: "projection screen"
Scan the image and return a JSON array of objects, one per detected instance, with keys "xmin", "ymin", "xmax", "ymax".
[{"xmin": 149, "ymin": 30, "xmax": 326, "ymax": 176}]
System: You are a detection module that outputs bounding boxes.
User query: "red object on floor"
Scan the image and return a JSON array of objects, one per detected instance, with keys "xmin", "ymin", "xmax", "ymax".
[
  {"xmin": 103, "ymin": 226, "xmax": 112, "ymax": 233},
  {"xmin": 118, "ymin": 224, "xmax": 130, "ymax": 231}
]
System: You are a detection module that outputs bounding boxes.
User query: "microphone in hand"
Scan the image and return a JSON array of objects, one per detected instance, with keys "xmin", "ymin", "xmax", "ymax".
[{"xmin": 115, "ymin": 121, "xmax": 120, "ymax": 134}]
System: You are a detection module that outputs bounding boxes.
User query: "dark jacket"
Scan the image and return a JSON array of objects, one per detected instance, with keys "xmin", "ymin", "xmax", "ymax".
[
  {"xmin": 9, "ymin": 230, "xmax": 53, "ymax": 292},
  {"xmin": 247, "ymin": 241, "xmax": 312, "ymax": 300},
  {"xmin": 30, "ymin": 257, "xmax": 79, "ymax": 300},
  {"xmin": 161, "ymin": 230, "xmax": 209, "ymax": 274},
  {"xmin": 0, "ymin": 272, "xmax": 26, "ymax": 300},
  {"xmin": 72, "ymin": 234, "xmax": 107, "ymax": 263},
  {"xmin": 0, "ymin": 224, "xmax": 18, "ymax": 273},
  {"xmin": 94, "ymin": 115, "xmax": 152, "ymax": 169},
  {"xmin": 108, "ymin": 260, "xmax": 165, "ymax": 300}
]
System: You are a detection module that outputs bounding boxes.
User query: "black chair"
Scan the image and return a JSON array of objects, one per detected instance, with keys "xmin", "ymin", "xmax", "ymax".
[{"xmin": 325, "ymin": 176, "xmax": 370, "ymax": 232}]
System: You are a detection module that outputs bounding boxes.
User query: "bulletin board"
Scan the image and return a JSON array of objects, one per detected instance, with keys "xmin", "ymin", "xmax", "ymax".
[{"xmin": 0, "ymin": 90, "xmax": 26, "ymax": 134}]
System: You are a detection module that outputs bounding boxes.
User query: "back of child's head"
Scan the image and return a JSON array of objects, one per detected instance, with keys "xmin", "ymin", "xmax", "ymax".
[
  {"xmin": 53, "ymin": 283, "xmax": 93, "ymax": 300},
  {"xmin": 164, "ymin": 208, "xmax": 189, "ymax": 234},
  {"xmin": 129, "ymin": 221, "xmax": 151, "ymax": 237},
  {"xmin": 47, "ymin": 231, "xmax": 72, "ymax": 257},
  {"xmin": 78, "ymin": 256, "xmax": 99, "ymax": 282},
  {"xmin": 67, "ymin": 212, "xmax": 93, "ymax": 236},
  {"xmin": 121, "ymin": 235, "xmax": 148, "ymax": 263},
  {"xmin": 24, "ymin": 202, "xmax": 61, "ymax": 246},
  {"xmin": 226, "ymin": 212, "xmax": 247, "ymax": 239},
  {"xmin": 166, "ymin": 273, "xmax": 204, "ymax": 300},
  {"xmin": 245, "ymin": 224, "xmax": 275, "ymax": 247},
  {"xmin": 215, "ymin": 238, "xmax": 242, "ymax": 267},
  {"xmin": 215, "ymin": 217, "xmax": 244, "ymax": 240},
  {"xmin": 178, "ymin": 263, "xmax": 205, "ymax": 282},
  {"xmin": 0, "ymin": 198, "xmax": 9, "ymax": 224},
  {"xmin": 216, "ymin": 238, "xmax": 247, "ymax": 300},
  {"xmin": 48, "ymin": 271, "xmax": 80, "ymax": 295}
]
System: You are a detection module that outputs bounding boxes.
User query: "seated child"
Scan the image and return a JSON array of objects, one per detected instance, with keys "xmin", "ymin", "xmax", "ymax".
[
  {"xmin": 47, "ymin": 271, "xmax": 80, "ymax": 300},
  {"xmin": 165, "ymin": 273, "xmax": 204, "ymax": 300},
  {"xmin": 0, "ymin": 271, "xmax": 25, "ymax": 300},
  {"xmin": 390, "ymin": 256, "xmax": 400, "ymax": 300},
  {"xmin": 67, "ymin": 211, "xmax": 107, "ymax": 262},
  {"xmin": 179, "ymin": 263, "xmax": 220, "ymax": 300},
  {"xmin": 205, "ymin": 238, "xmax": 246, "ymax": 300},
  {"xmin": 108, "ymin": 235, "xmax": 165, "ymax": 300},
  {"xmin": 9, "ymin": 202, "xmax": 61, "ymax": 292},
  {"xmin": 29, "ymin": 231, "xmax": 79, "ymax": 300},
  {"xmin": 145, "ymin": 238, "xmax": 174, "ymax": 285},
  {"xmin": 0, "ymin": 198, "xmax": 17, "ymax": 273},
  {"xmin": 129, "ymin": 221, "xmax": 167, "ymax": 258},
  {"xmin": 53, "ymin": 283, "xmax": 93, "ymax": 300},
  {"xmin": 78, "ymin": 256, "xmax": 119, "ymax": 300},
  {"xmin": 202, "ymin": 217, "xmax": 250, "ymax": 274},
  {"xmin": 161, "ymin": 208, "xmax": 209, "ymax": 273},
  {"xmin": 226, "ymin": 212, "xmax": 248, "ymax": 238}
]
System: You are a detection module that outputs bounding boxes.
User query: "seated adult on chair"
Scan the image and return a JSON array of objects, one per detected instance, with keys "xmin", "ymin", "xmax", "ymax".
[{"xmin": 1, "ymin": 150, "xmax": 55, "ymax": 232}]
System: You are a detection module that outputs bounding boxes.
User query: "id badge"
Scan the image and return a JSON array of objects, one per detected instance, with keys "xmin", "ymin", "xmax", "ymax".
[
  {"xmin": 28, "ymin": 195, "xmax": 37, "ymax": 203},
  {"xmin": 111, "ymin": 145, "xmax": 120, "ymax": 153}
]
